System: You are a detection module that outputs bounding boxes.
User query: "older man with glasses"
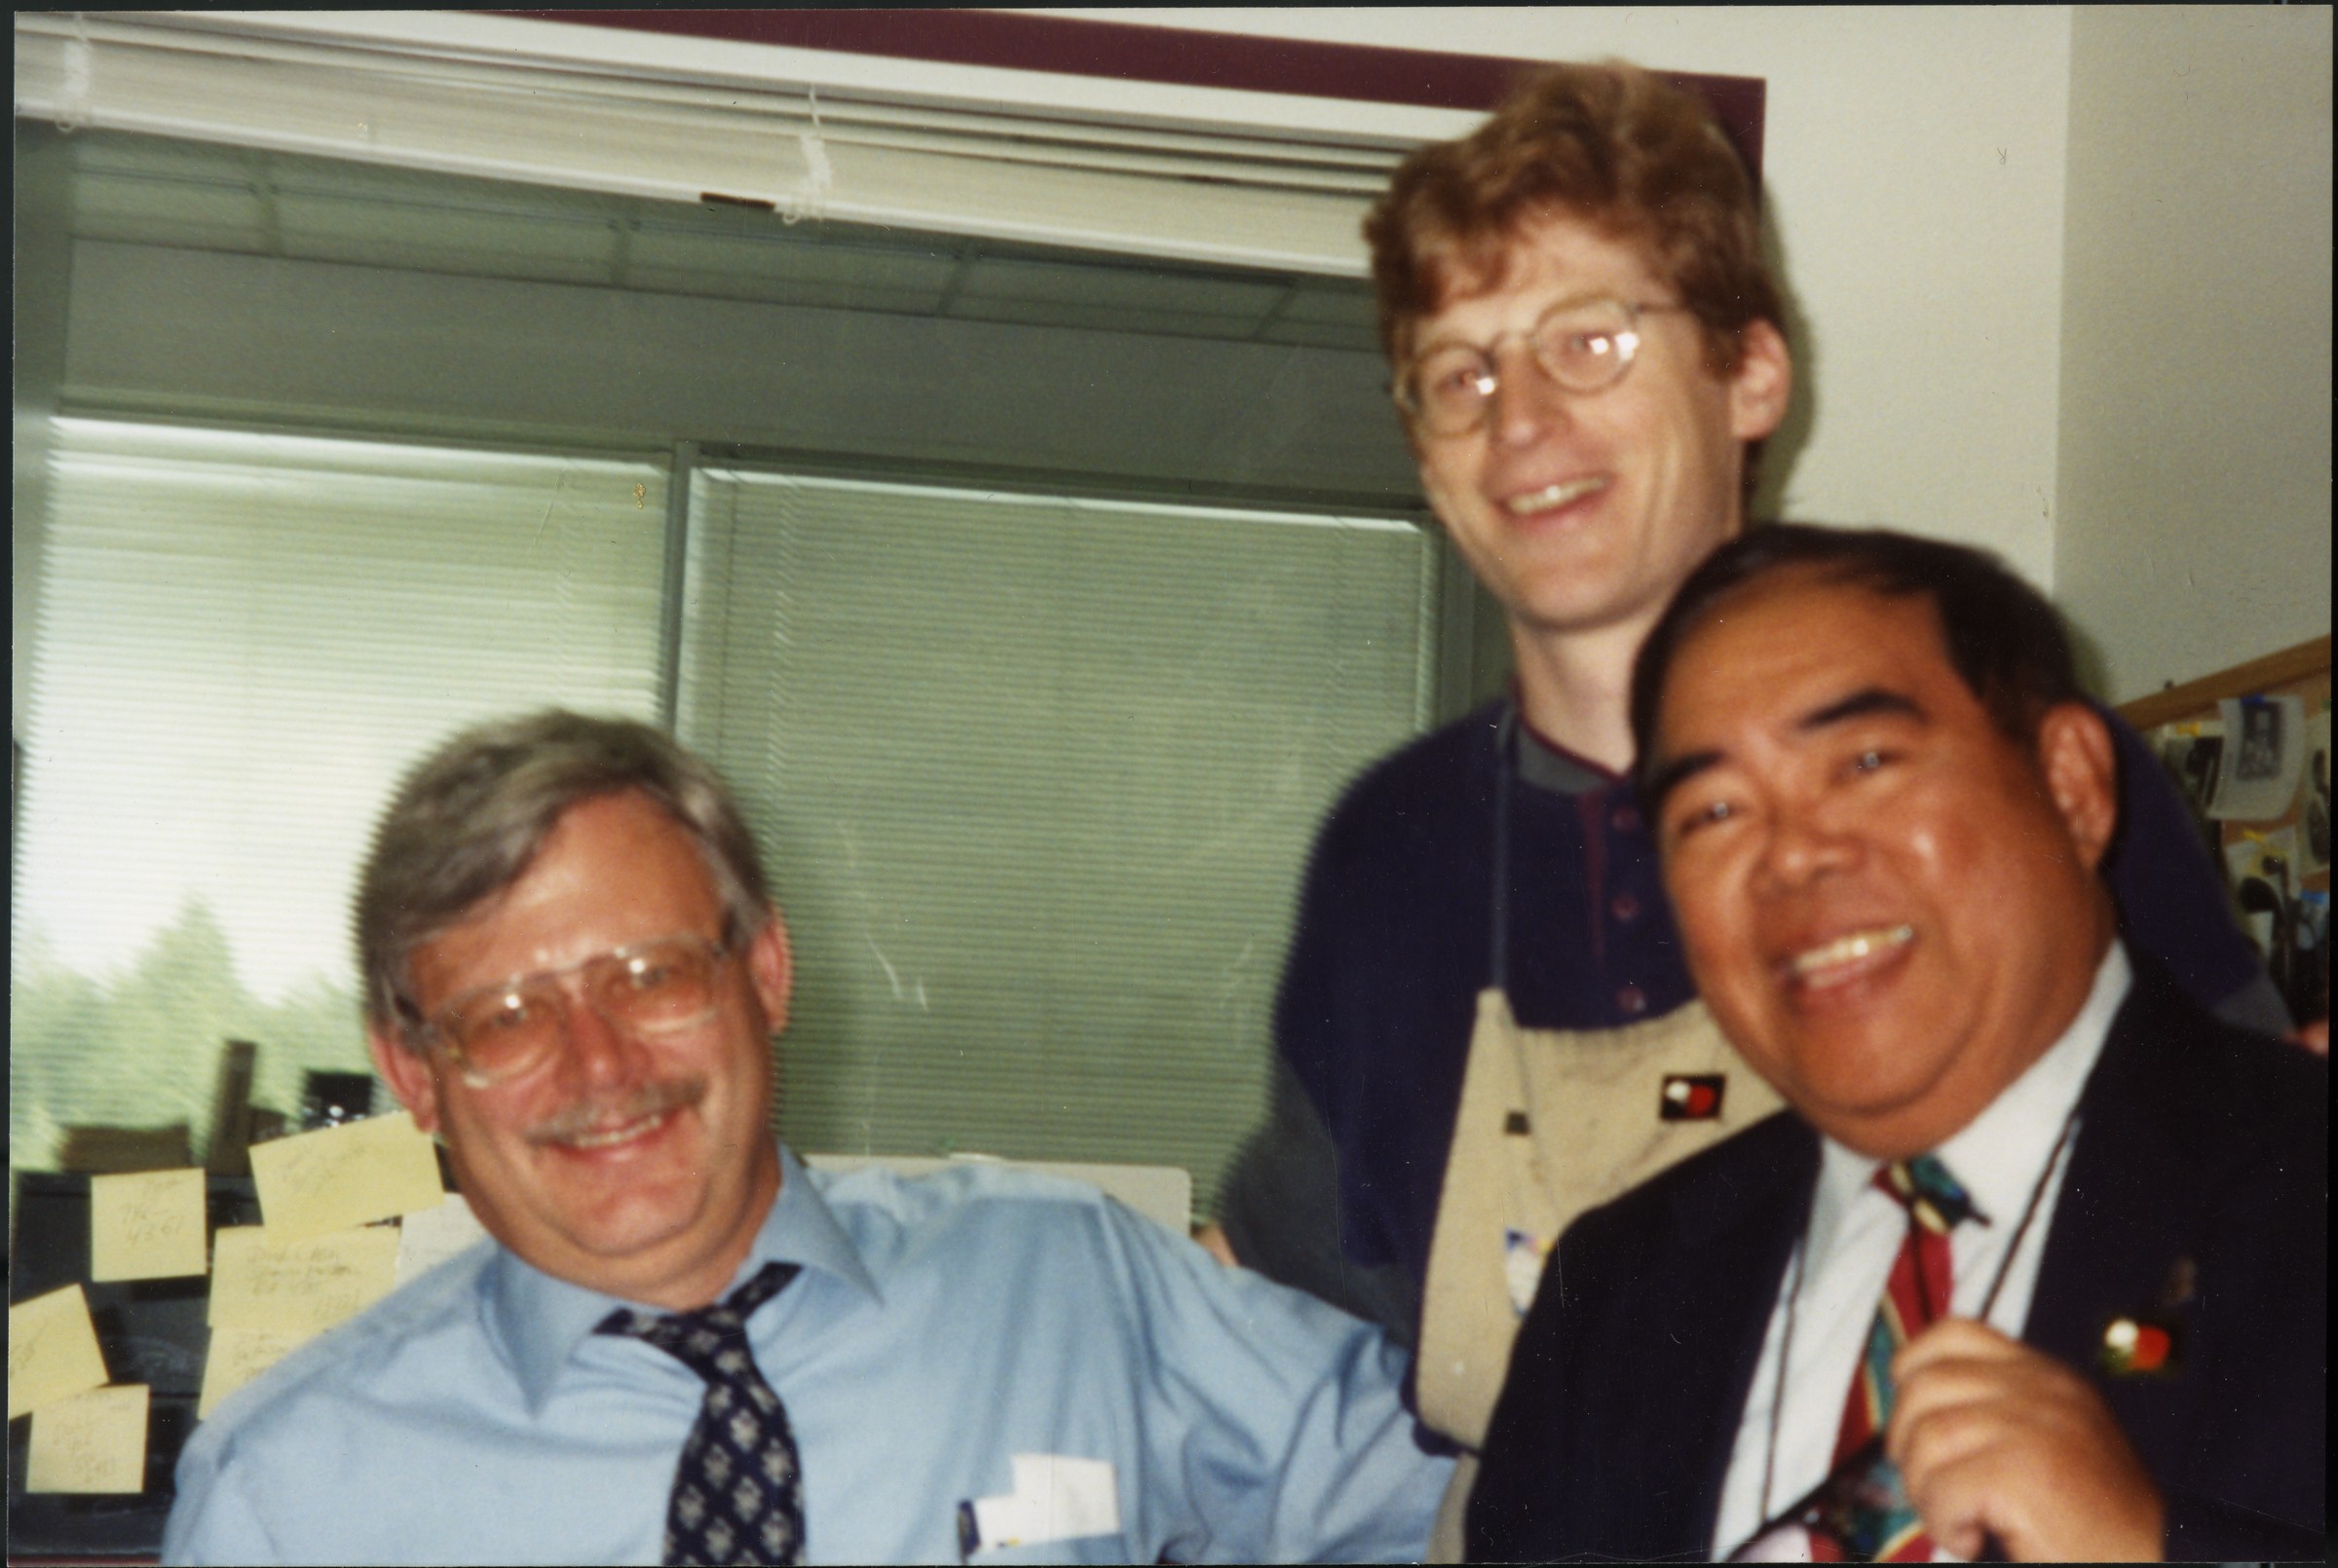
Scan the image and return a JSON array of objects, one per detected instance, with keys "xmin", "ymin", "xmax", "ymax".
[{"xmin": 164, "ymin": 710, "xmax": 1452, "ymax": 1566}]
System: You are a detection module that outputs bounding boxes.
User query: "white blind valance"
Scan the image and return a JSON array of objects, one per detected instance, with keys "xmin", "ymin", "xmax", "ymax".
[{"xmin": 13, "ymin": 11, "xmax": 1414, "ymax": 274}]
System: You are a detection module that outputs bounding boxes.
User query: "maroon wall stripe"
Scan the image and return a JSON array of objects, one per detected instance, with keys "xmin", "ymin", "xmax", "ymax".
[{"xmin": 482, "ymin": 10, "xmax": 1763, "ymax": 178}]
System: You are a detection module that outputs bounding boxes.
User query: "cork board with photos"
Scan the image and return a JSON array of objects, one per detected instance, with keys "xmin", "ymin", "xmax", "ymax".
[{"xmin": 2120, "ymin": 635, "xmax": 2331, "ymax": 1027}]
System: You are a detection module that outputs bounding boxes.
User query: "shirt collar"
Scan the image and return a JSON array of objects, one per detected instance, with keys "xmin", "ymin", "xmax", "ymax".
[
  {"xmin": 1501, "ymin": 693, "xmax": 1621, "ymax": 796},
  {"xmin": 1811, "ymin": 942, "xmax": 2131, "ymax": 1251},
  {"xmin": 487, "ymin": 1141, "xmax": 884, "ymax": 1413}
]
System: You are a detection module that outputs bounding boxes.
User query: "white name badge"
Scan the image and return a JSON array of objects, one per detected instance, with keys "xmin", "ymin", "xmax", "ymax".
[{"xmin": 958, "ymin": 1454, "xmax": 1119, "ymax": 1556}]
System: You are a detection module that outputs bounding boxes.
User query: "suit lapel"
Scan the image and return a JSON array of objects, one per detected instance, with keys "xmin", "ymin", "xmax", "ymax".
[
  {"xmin": 1627, "ymin": 1114, "xmax": 1820, "ymax": 1554},
  {"xmin": 2023, "ymin": 966, "xmax": 2214, "ymax": 1466}
]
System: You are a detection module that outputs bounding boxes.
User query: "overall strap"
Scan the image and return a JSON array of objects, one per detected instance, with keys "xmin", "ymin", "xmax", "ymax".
[{"xmin": 1490, "ymin": 703, "xmax": 1517, "ymax": 994}]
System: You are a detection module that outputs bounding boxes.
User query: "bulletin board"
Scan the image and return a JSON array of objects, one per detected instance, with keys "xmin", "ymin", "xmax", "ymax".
[{"xmin": 2119, "ymin": 635, "xmax": 2330, "ymax": 1025}]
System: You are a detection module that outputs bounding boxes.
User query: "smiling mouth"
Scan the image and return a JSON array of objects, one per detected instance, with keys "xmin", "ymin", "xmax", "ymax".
[
  {"xmin": 1504, "ymin": 476, "xmax": 1607, "ymax": 516},
  {"xmin": 1785, "ymin": 925, "xmax": 1914, "ymax": 989},
  {"xmin": 526, "ymin": 1078, "xmax": 706, "ymax": 1151},
  {"xmin": 559, "ymin": 1112, "xmax": 672, "ymax": 1151}
]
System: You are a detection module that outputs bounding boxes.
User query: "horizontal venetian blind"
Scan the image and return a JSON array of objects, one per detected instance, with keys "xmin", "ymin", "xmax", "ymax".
[
  {"xmin": 10, "ymin": 419, "xmax": 667, "ymax": 1165},
  {"xmin": 680, "ymin": 468, "xmax": 1436, "ymax": 1207},
  {"xmin": 13, "ymin": 11, "xmax": 1406, "ymax": 274}
]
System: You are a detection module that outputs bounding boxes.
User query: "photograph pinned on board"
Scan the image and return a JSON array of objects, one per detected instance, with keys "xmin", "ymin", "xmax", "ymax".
[
  {"xmin": 2225, "ymin": 830, "xmax": 2316, "ymax": 1019},
  {"xmin": 2207, "ymin": 694, "xmax": 2306, "ymax": 821}
]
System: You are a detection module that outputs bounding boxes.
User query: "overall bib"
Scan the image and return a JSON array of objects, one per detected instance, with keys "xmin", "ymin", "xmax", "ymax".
[{"xmin": 1417, "ymin": 715, "xmax": 1784, "ymax": 1557}]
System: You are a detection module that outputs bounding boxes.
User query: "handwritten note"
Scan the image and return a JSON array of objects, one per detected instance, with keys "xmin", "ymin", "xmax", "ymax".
[
  {"xmin": 209, "ymin": 1225, "xmax": 399, "ymax": 1337},
  {"xmin": 9, "ymin": 1285, "xmax": 110, "ymax": 1420},
  {"xmin": 26, "ymin": 1385, "xmax": 149, "ymax": 1494},
  {"xmin": 91, "ymin": 1168, "xmax": 209, "ymax": 1282},
  {"xmin": 396, "ymin": 1192, "xmax": 492, "ymax": 1288},
  {"xmin": 249, "ymin": 1110, "xmax": 444, "ymax": 1246},
  {"xmin": 198, "ymin": 1324, "xmax": 315, "ymax": 1419}
]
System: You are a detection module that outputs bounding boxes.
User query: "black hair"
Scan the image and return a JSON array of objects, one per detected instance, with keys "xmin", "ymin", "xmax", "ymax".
[{"xmin": 1631, "ymin": 524, "xmax": 2084, "ymax": 805}]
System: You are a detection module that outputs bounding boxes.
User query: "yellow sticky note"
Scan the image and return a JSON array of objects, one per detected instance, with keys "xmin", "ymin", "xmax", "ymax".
[
  {"xmin": 249, "ymin": 1110, "xmax": 444, "ymax": 1246},
  {"xmin": 208, "ymin": 1225, "xmax": 399, "ymax": 1337},
  {"xmin": 91, "ymin": 1168, "xmax": 209, "ymax": 1282},
  {"xmin": 198, "ymin": 1324, "xmax": 316, "ymax": 1419},
  {"xmin": 26, "ymin": 1385, "xmax": 149, "ymax": 1494},
  {"xmin": 8, "ymin": 1285, "xmax": 110, "ymax": 1420}
]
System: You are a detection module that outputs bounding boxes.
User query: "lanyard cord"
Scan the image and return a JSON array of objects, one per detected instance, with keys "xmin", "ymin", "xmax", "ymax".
[{"xmin": 1751, "ymin": 1104, "xmax": 2085, "ymax": 1539}]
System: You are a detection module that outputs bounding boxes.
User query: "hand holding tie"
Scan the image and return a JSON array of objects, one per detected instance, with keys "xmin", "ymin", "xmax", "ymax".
[{"xmin": 1888, "ymin": 1319, "xmax": 2164, "ymax": 1562}]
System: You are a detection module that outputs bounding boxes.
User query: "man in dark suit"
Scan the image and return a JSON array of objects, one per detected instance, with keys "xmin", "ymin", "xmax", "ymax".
[{"xmin": 1469, "ymin": 525, "xmax": 2325, "ymax": 1562}]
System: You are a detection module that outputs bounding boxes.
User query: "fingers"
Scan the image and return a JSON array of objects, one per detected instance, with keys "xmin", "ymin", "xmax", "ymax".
[
  {"xmin": 1890, "ymin": 1315, "xmax": 2022, "ymax": 1383},
  {"xmin": 1886, "ymin": 1320, "xmax": 2165, "ymax": 1561},
  {"xmin": 1886, "ymin": 1323, "xmax": 2037, "ymax": 1559}
]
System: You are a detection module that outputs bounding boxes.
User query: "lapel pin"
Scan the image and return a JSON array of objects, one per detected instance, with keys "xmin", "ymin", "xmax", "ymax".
[
  {"xmin": 2099, "ymin": 1315, "xmax": 2179, "ymax": 1377},
  {"xmin": 1659, "ymin": 1073, "xmax": 1725, "ymax": 1121}
]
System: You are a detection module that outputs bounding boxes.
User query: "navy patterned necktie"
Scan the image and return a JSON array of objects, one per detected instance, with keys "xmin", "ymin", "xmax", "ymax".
[{"xmin": 598, "ymin": 1261, "xmax": 807, "ymax": 1566}]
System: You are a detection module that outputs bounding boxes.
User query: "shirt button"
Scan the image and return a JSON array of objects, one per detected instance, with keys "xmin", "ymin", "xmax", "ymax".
[
  {"xmin": 1617, "ymin": 985, "xmax": 1647, "ymax": 1017},
  {"xmin": 1611, "ymin": 892, "xmax": 1640, "ymax": 923},
  {"xmin": 1612, "ymin": 804, "xmax": 1640, "ymax": 833}
]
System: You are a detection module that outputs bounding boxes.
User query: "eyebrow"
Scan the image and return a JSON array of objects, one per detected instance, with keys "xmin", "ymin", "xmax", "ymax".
[
  {"xmin": 1641, "ymin": 748, "xmax": 1723, "ymax": 815},
  {"xmin": 1643, "ymin": 687, "xmax": 1926, "ymax": 815},
  {"xmin": 1799, "ymin": 687, "xmax": 1925, "ymax": 731}
]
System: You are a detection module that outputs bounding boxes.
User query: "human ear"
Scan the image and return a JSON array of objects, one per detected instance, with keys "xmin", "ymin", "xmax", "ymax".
[
  {"xmin": 1726, "ymin": 319, "xmax": 1793, "ymax": 443},
  {"xmin": 745, "ymin": 916, "xmax": 795, "ymax": 1035},
  {"xmin": 368, "ymin": 1024, "xmax": 443, "ymax": 1137},
  {"xmin": 2037, "ymin": 703, "xmax": 2121, "ymax": 874}
]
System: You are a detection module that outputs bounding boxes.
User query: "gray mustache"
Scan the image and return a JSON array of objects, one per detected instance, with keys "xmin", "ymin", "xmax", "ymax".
[{"xmin": 523, "ymin": 1077, "xmax": 707, "ymax": 1146}]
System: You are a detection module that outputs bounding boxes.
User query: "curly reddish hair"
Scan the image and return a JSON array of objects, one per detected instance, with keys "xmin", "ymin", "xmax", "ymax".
[{"xmin": 1367, "ymin": 60, "xmax": 1781, "ymax": 378}]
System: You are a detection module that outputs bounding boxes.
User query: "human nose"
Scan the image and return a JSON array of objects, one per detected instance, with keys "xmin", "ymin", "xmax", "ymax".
[
  {"xmin": 1754, "ymin": 804, "xmax": 1860, "ymax": 892},
  {"xmin": 550, "ymin": 976, "xmax": 653, "ymax": 1089},
  {"xmin": 1485, "ymin": 337, "xmax": 1573, "ymax": 448}
]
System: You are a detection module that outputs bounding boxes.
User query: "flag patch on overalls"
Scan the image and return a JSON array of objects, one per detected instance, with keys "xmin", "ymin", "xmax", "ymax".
[{"xmin": 1659, "ymin": 1073, "xmax": 1726, "ymax": 1120}]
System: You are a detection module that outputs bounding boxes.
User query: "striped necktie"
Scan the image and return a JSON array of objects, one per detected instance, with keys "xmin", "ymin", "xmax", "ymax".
[
  {"xmin": 1811, "ymin": 1155, "xmax": 1980, "ymax": 1563},
  {"xmin": 598, "ymin": 1261, "xmax": 807, "ymax": 1566}
]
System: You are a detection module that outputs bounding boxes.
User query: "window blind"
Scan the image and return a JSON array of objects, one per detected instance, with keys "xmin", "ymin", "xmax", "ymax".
[
  {"xmin": 13, "ymin": 11, "xmax": 1409, "ymax": 275},
  {"xmin": 10, "ymin": 419, "xmax": 667, "ymax": 1164},
  {"xmin": 678, "ymin": 467, "xmax": 1438, "ymax": 1208}
]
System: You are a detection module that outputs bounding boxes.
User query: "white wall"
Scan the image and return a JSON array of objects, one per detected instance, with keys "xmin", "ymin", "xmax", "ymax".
[
  {"xmin": 2055, "ymin": 6, "xmax": 2333, "ymax": 701},
  {"xmin": 1047, "ymin": 8, "xmax": 2079, "ymax": 589}
]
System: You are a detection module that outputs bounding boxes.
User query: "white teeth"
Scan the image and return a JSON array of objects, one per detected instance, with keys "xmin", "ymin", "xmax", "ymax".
[
  {"xmin": 1505, "ymin": 476, "xmax": 1606, "ymax": 514},
  {"xmin": 561, "ymin": 1113, "xmax": 664, "ymax": 1150},
  {"xmin": 1789, "ymin": 925, "xmax": 1913, "ymax": 985}
]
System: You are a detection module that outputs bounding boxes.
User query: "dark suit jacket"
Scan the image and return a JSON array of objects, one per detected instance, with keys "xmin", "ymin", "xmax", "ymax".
[{"xmin": 1468, "ymin": 960, "xmax": 2326, "ymax": 1562}]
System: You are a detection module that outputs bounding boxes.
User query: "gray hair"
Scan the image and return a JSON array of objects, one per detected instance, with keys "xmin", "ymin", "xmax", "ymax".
[{"xmin": 356, "ymin": 710, "xmax": 772, "ymax": 1048}]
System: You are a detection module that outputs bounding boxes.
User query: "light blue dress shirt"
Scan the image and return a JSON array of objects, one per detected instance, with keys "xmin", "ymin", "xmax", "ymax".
[{"xmin": 165, "ymin": 1145, "xmax": 1450, "ymax": 1564}]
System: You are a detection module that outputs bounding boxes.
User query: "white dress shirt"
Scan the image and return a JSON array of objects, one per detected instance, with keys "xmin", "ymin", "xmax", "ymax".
[{"xmin": 1709, "ymin": 944, "xmax": 2133, "ymax": 1560}]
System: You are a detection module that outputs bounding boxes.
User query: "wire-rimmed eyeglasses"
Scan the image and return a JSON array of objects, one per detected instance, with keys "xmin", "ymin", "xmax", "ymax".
[
  {"xmin": 1391, "ymin": 296, "xmax": 1687, "ymax": 437},
  {"xmin": 422, "ymin": 933, "xmax": 739, "ymax": 1088}
]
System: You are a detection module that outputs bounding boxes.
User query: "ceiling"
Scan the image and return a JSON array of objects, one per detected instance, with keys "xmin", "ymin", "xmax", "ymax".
[{"xmin": 66, "ymin": 131, "xmax": 1382, "ymax": 355}]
